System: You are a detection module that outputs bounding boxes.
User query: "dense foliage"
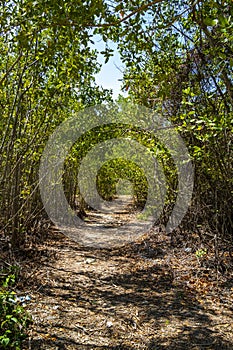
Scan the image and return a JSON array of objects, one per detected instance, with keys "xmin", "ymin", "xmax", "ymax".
[
  {"xmin": 0, "ymin": 0, "xmax": 232, "ymax": 248},
  {"xmin": 0, "ymin": 0, "xmax": 112, "ymax": 244},
  {"xmin": 0, "ymin": 268, "xmax": 31, "ymax": 349},
  {"xmin": 113, "ymin": 0, "xmax": 233, "ymax": 239}
]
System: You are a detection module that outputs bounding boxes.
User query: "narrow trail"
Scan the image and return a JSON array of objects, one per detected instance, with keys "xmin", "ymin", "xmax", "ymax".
[{"xmin": 21, "ymin": 198, "xmax": 233, "ymax": 349}]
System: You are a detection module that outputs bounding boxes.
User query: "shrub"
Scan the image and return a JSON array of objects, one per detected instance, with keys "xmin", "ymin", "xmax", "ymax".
[{"xmin": 0, "ymin": 268, "xmax": 32, "ymax": 349}]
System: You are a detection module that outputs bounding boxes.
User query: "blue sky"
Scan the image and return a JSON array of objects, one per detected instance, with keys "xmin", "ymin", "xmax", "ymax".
[{"xmin": 93, "ymin": 36, "xmax": 127, "ymax": 99}]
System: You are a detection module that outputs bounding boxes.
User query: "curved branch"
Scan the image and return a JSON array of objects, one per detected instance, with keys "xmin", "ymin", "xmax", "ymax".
[{"xmin": 40, "ymin": 0, "xmax": 164, "ymax": 30}]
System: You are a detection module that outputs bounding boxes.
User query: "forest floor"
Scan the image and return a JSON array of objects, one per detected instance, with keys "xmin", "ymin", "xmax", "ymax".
[{"xmin": 2, "ymin": 197, "xmax": 233, "ymax": 349}]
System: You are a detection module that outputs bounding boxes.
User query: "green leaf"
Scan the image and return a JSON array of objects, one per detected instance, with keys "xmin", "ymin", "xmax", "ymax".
[{"xmin": 203, "ymin": 17, "xmax": 218, "ymax": 26}]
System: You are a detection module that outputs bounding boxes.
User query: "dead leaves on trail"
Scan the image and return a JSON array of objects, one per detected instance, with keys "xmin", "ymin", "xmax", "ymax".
[{"xmin": 16, "ymin": 227, "xmax": 233, "ymax": 350}]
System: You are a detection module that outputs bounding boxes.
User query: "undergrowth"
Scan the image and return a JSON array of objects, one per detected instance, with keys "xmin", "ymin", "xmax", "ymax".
[{"xmin": 0, "ymin": 266, "xmax": 32, "ymax": 349}]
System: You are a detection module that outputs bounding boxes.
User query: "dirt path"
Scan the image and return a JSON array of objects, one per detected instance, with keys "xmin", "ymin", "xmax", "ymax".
[{"xmin": 21, "ymin": 199, "xmax": 233, "ymax": 349}]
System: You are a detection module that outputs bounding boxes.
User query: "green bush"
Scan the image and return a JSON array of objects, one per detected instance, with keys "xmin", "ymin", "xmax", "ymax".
[{"xmin": 0, "ymin": 268, "xmax": 32, "ymax": 349}]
